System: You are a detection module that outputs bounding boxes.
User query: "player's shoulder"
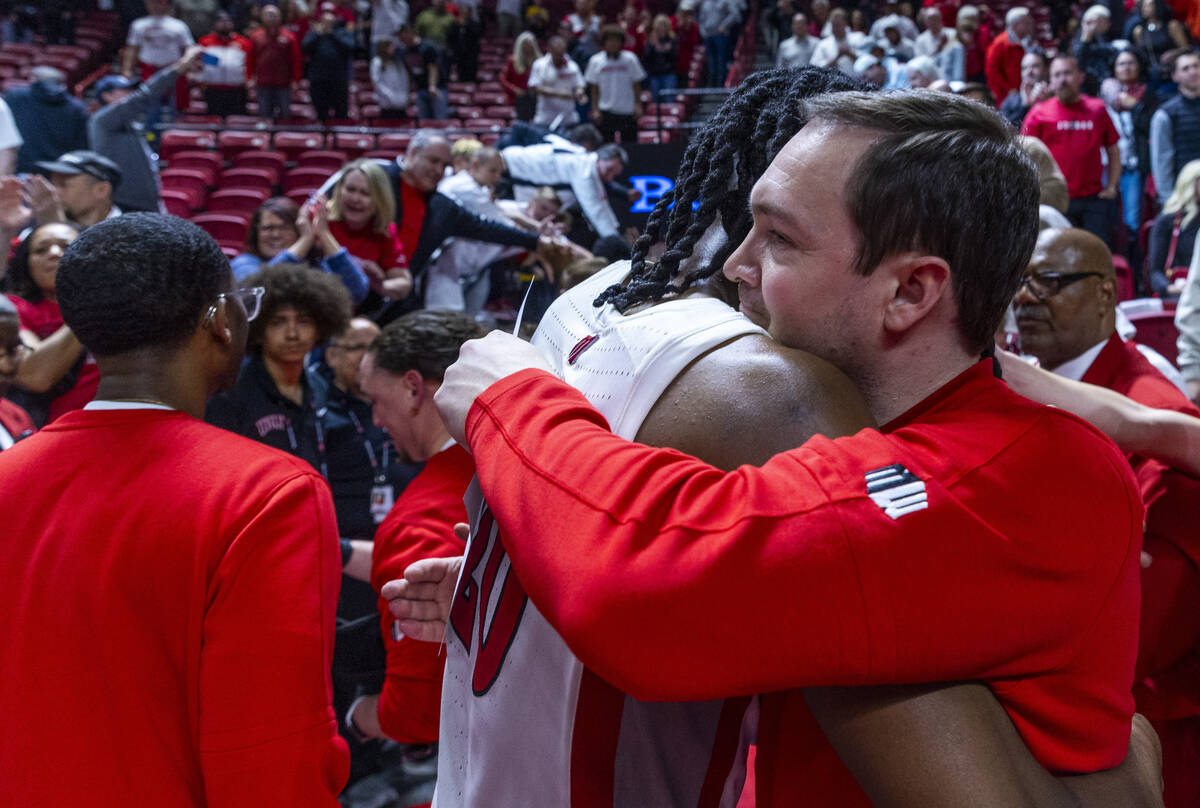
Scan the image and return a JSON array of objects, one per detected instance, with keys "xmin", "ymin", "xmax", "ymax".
[{"xmin": 176, "ymin": 416, "xmax": 329, "ymax": 491}]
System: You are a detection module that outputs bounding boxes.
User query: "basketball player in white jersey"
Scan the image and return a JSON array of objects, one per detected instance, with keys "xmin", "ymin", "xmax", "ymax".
[{"xmin": 386, "ymin": 69, "xmax": 1164, "ymax": 807}]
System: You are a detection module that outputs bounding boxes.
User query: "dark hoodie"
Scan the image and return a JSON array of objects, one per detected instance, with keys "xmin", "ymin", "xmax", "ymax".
[{"xmin": 4, "ymin": 80, "xmax": 88, "ymax": 174}]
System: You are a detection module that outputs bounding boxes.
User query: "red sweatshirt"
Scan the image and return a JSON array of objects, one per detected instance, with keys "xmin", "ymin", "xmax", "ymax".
[
  {"xmin": 463, "ymin": 360, "xmax": 1142, "ymax": 804},
  {"xmin": 371, "ymin": 443, "xmax": 472, "ymax": 743},
  {"xmin": 248, "ymin": 26, "xmax": 302, "ymax": 87},
  {"xmin": 0, "ymin": 408, "xmax": 348, "ymax": 806}
]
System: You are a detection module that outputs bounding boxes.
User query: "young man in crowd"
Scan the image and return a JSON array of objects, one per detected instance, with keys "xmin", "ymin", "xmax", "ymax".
[
  {"xmin": 585, "ymin": 25, "xmax": 646, "ymax": 143},
  {"xmin": 196, "ymin": 10, "xmax": 252, "ymax": 117},
  {"xmin": 35, "ymin": 150, "xmax": 124, "ymax": 229}
]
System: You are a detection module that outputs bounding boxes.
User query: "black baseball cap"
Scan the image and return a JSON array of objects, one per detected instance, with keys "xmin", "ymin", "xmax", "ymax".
[{"xmin": 36, "ymin": 151, "xmax": 123, "ymax": 188}]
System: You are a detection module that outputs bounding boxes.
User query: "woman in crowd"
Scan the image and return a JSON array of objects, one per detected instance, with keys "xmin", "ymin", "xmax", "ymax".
[
  {"xmin": 1147, "ymin": 159, "xmax": 1200, "ymax": 297},
  {"xmin": 3, "ymin": 223, "xmax": 95, "ymax": 425},
  {"xmin": 233, "ymin": 196, "xmax": 369, "ymax": 306},
  {"xmin": 906, "ymin": 54, "xmax": 943, "ymax": 87},
  {"xmin": 642, "ymin": 14, "xmax": 679, "ymax": 100},
  {"xmin": 501, "ymin": 32, "xmax": 541, "ymax": 121},
  {"xmin": 326, "ymin": 159, "xmax": 412, "ymax": 302},
  {"xmin": 1101, "ymin": 48, "xmax": 1157, "ymax": 274},
  {"xmin": 1129, "ymin": 0, "xmax": 1190, "ymax": 94},
  {"xmin": 205, "ymin": 263, "xmax": 351, "ymax": 468},
  {"xmin": 370, "ymin": 37, "xmax": 411, "ymax": 120}
]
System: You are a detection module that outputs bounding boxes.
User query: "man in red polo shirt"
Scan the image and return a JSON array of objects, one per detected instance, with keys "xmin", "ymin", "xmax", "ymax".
[
  {"xmin": 427, "ymin": 90, "xmax": 1144, "ymax": 806},
  {"xmin": 985, "ymin": 6, "xmax": 1033, "ymax": 104},
  {"xmin": 1016, "ymin": 226, "xmax": 1200, "ymax": 808},
  {"xmin": 1023, "ymin": 54, "xmax": 1120, "ymax": 248}
]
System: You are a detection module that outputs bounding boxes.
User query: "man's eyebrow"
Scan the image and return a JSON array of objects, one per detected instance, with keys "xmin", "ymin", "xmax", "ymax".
[{"xmin": 750, "ymin": 197, "xmax": 804, "ymax": 231}]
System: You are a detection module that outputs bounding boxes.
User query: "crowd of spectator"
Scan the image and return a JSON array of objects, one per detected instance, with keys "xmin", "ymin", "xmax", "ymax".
[{"xmin": 4, "ymin": 0, "xmax": 1200, "ymax": 805}]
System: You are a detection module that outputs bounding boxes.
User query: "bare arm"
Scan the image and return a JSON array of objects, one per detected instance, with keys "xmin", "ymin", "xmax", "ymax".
[
  {"xmin": 15, "ymin": 325, "xmax": 85, "ymax": 393},
  {"xmin": 999, "ymin": 350, "xmax": 1200, "ymax": 478}
]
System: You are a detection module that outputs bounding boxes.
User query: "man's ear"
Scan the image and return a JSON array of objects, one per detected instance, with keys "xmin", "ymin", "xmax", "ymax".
[
  {"xmin": 1097, "ymin": 276, "xmax": 1117, "ymax": 315},
  {"xmin": 205, "ymin": 298, "xmax": 234, "ymax": 345},
  {"xmin": 403, "ymin": 368, "xmax": 425, "ymax": 402},
  {"xmin": 880, "ymin": 253, "xmax": 953, "ymax": 335}
]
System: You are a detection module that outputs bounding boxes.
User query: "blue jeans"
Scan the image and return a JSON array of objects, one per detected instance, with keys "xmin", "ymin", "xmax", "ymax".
[
  {"xmin": 647, "ymin": 73, "xmax": 677, "ymax": 101},
  {"xmin": 417, "ymin": 88, "xmax": 450, "ymax": 120},
  {"xmin": 705, "ymin": 34, "xmax": 729, "ymax": 87},
  {"xmin": 1119, "ymin": 170, "xmax": 1142, "ymax": 235}
]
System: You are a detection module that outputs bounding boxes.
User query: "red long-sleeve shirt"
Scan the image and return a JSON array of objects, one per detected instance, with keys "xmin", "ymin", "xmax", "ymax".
[
  {"xmin": 985, "ymin": 31, "xmax": 1024, "ymax": 106},
  {"xmin": 371, "ymin": 443, "xmax": 472, "ymax": 743},
  {"xmin": 463, "ymin": 360, "xmax": 1142, "ymax": 803},
  {"xmin": 248, "ymin": 26, "xmax": 302, "ymax": 87},
  {"xmin": 0, "ymin": 408, "xmax": 348, "ymax": 806}
]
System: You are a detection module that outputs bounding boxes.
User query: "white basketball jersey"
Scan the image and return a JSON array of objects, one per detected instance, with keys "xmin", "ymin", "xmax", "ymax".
[{"xmin": 436, "ymin": 262, "xmax": 766, "ymax": 808}]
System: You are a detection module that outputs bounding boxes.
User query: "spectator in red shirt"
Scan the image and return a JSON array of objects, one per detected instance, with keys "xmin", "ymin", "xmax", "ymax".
[
  {"xmin": 956, "ymin": 4, "xmax": 992, "ymax": 82},
  {"xmin": 501, "ymin": 32, "xmax": 542, "ymax": 121},
  {"xmin": 0, "ymin": 296, "xmax": 34, "ymax": 447},
  {"xmin": 248, "ymin": 4, "xmax": 302, "ymax": 119},
  {"xmin": 326, "ymin": 159, "xmax": 412, "ymax": 302},
  {"xmin": 196, "ymin": 10, "xmax": 252, "ymax": 117},
  {"xmin": 1022, "ymin": 54, "xmax": 1121, "ymax": 247},
  {"xmin": 347, "ymin": 310, "xmax": 483, "ymax": 750},
  {"xmin": 671, "ymin": 0, "xmax": 701, "ymax": 85},
  {"xmin": 985, "ymin": 6, "xmax": 1035, "ymax": 106}
]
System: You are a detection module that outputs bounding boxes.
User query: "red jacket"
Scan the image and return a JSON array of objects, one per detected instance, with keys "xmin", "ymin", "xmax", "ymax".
[
  {"xmin": 985, "ymin": 30, "xmax": 1024, "ymax": 106},
  {"xmin": 0, "ymin": 398, "xmax": 33, "ymax": 444},
  {"xmin": 463, "ymin": 360, "xmax": 1142, "ymax": 805},
  {"xmin": 371, "ymin": 444, "xmax": 472, "ymax": 743},
  {"xmin": 0, "ymin": 408, "xmax": 348, "ymax": 806},
  {"xmin": 248, "ymin": 26, "xmax": 302, "ymax": 87}
]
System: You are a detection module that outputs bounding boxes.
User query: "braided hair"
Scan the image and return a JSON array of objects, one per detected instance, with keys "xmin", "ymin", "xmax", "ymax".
[{"xmin": 595, "ymin": 67, "xmax": 872, "ymax": 311}]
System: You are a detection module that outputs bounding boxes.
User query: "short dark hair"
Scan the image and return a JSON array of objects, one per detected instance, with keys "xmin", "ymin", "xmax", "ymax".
[
  {"xmin": 601, "ymin": 23, "xmax": 625, "ymax": 43},
  {"xmin": 568, "ymin": 122, "xmax": 604, "ymax": 150},
  {"xmin": 7, "ymin": 223, "xmax": 80, "ymax": 303},
  {"xmin": 800, "ymin": 90, "xmax": 1040, "ymax": 351},
  {"xmin": 243, "ymin": 264, "xmax": 352, "ymax": 347},
  {"xmin": 596, "ymin": 67, "xmax": 871, "ymax": 312},
  {"xmin": 367, "ymin": 310, "xmax": 485, "ymax": 382},
  {"xmin": 246, "ymin": 196, "xmax": 299, "ymax": 256},
  {"xmin": 57, "ymin": 213, "xmax": 230, "ymax": 357}
]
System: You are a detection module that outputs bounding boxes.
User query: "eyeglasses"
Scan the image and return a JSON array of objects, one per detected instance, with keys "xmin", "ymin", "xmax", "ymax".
[
  {"xmin": 206, "ymin": 286, "xmax": 266, "ymax": 324},
  {"xmin": 1016, "ymin": 271, "xmax": 1104, "ymax": 301}
]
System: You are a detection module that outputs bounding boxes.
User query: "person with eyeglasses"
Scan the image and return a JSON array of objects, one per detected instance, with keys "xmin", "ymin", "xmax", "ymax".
[
  {"xmin": 1014, "ymin": 226, "xmax": 1200, "ymax": 808},
  {"xmin": 0, "ymin": 213, "xmax": 349, "ymax": 805},
  {"xmin": 0, "ymin": 295, "xmax": 34, "ymax": 448}
]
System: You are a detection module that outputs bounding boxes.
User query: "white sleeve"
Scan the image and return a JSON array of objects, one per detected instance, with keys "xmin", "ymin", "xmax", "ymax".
[
  {"xmin": 127, "ymin": 18, "xmax": 144, "ymax": 46},
  {"xmin": 584, "ymin": 54, "xmax": 600, "ymax": 84},
  {"xmin": 571, "ymin": 63, "xmax": 586, "ymax": 90},
  {"xmin": 527, "ymin": 60, "xmax": 544, "ymax": 88},
  {"xmin": 573, "ymin": 159, "xmax": 620, "ymax": 238},
  {"xmin": 628, "ymin": 52, "xmax": 647, "ymax": 83},
  {"xmin": 0, "ymin": 99, "xmax": 23, "ymax": 151}
]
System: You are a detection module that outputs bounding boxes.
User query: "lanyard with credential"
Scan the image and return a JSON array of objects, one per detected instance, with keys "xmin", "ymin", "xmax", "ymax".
[
  {"xmin": 284, "ymin": 406, "xmax": 329, "ymax": 480},
  {"xmin": 347, "ymin": 408, "xmax": 391, "ymax": 483}
]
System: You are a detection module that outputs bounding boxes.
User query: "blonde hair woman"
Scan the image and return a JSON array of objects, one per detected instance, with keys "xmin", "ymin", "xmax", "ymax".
[
  {"xmin": 1148, "ymin": 159, "xmax": 1200, "ymax": 296},
  {"xmin": 502, "ymin": 32, "xmax": 541, "ymax": 119},
  {"xmin": 325, "ymin": 159, "xmax": 412, "ymax": 301}
]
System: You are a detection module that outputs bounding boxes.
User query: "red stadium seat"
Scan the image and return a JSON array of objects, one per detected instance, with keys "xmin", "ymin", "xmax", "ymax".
[
  {"xmin": 158, "ymin": 130, "xmax": 216, "ymax": 160},
  {"xmin": 218, "ymin": 130, "xmax": 271, "ymax": 159},
  {"xmin": 478, "ymin": 132, "xmax": 500, "ymax": 146},
  {"xmin": 160, "ymin": 188, "xmax": 194, "ymax": 218},
  {"xmin": 219, "ymin": 167, "xmax": 276, "ymax": 194},
  {"xmin": 287, "ymin": 104, "xmax": 318, "ymax": 121},
  {"xmin": 447, "ymin": 92, "xmax": 472, "ymax": 106},
  {"xmin": 160, "ymin": 168, "xmax": 212, "ymax": 204},
  {"xmin": 473, "ymin": 91, "xmax": 507, "ymax": 106},
  {"xmin": 637, "ymin": 130, "xmax": 673, "ymax": 143},
  {"xmin": 471, "ymin": 118, "xmax": 508, "ymax": 130},
  {"xmin": 377, "ymin": 133, "xmax": 413, "ymax": 152},
  {"xmin": 167, "ymin": 150, "xmax": 222, "ymax": 182},
  {"xmin": 207, "ymin": 188, "xmax": 270, "ymax": 217},
  {"xmin": 359, "ymin": 104, "xmax": 382, "ymax": 119},
  {"xmin": 457, "ymin": 106, "xmax": 483, "ymax": 119},
  {"xmin": 477, "ymin": 81, "xmax": 504, "ymax": 93},
  {"xmin": 296, "ymin": 150, "xmax": 349, "ymax": 172},
  {"xmin": 273, "ymin": 131, "xmax": 327, "ymax": 161},
  {"xmin": 483, "ymin": 105, "xmax": 514, "ymax": 119},
  {"xmin": 224, "ymin": 115, "xmax": 271, "ymax": 128},
  {"xmin": 191, "ymin": 214, "xmax": 249, "ymax": 244},
  {"xmin": 334, "ymin": 133, "xmax": 378, "ymax": 158},
  {"xmin": 1112, "ymin": 255, "xmax": 1136, "ymax": 302},
  {"xmin": 448, "ymin": 81, "xmax": 477, "ymax": 92},
  {"xmin": 364, "ymin": 149, "xmax": 402, "ymax": 162},
  {"xmin": 285, "ymin": 186, "xmax": 320, "ymax": 206},
  {"xmin": 284, "ymin": 166, "xmax": 334, "ymax": 194},
  {"xmin": 232, "ymin": 150, "xmax": 286, "ymax": 182},
  {"xmin": 219, "ymin": 243, "xmax": 241, "ymax": 260},
  {"xmin": 1129, "ymin": 312, "xmax": 1181, "ymax": 367}
]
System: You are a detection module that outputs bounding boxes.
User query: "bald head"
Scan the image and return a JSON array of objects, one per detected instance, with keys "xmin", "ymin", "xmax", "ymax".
[{"xmin": 1014, "ymin": 228, "xmax": 1117, "ymax": 370}]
